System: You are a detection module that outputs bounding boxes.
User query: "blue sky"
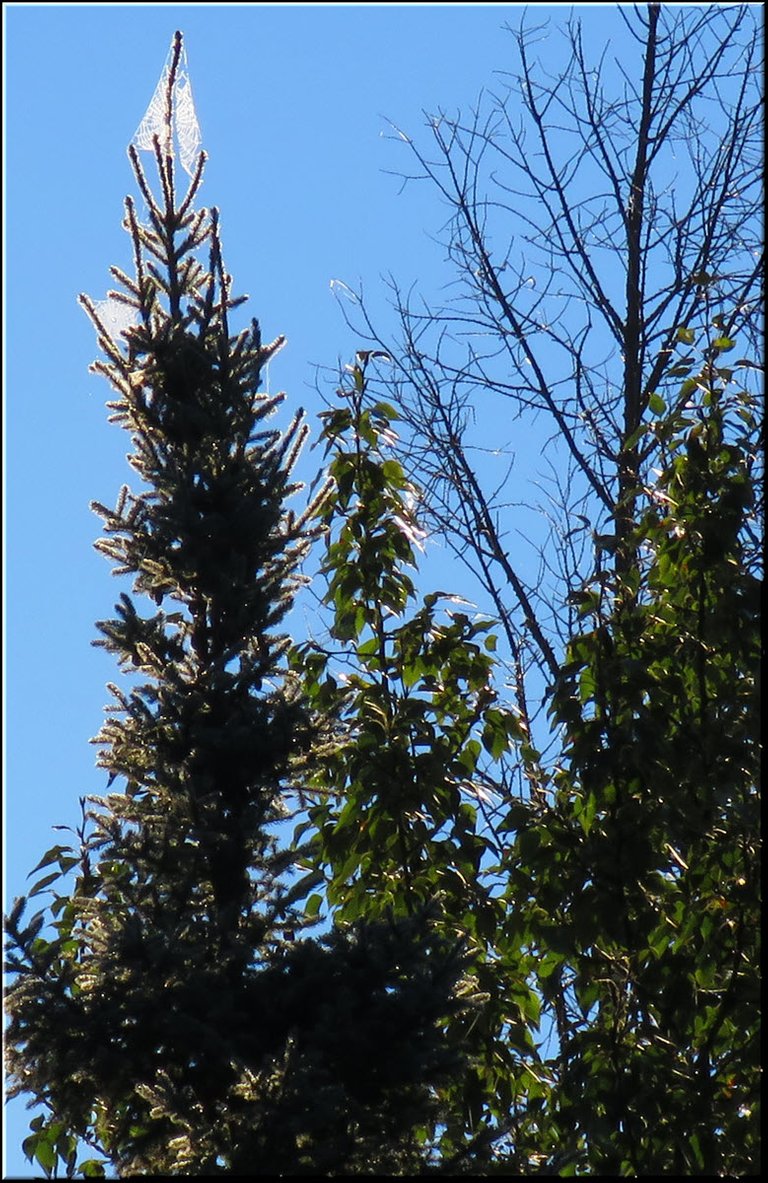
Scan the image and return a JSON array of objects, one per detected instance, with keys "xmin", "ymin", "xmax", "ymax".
[{"xmin": 4, "ymin": 2, "xmax": 652, "ymax": 1174}]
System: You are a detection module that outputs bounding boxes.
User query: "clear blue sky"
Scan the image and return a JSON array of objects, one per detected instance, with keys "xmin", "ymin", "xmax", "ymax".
[{"xmin": 4, "ymin": 3, "xmax": 648, "ymax": 1174}]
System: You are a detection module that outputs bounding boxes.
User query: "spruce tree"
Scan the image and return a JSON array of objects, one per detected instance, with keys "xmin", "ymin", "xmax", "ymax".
[{"xmin": 5, "ymin": 32, "xmax": 471, "ymax": 1177}]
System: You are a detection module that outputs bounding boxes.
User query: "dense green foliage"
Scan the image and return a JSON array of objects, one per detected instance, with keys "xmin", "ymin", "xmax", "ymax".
[
  {"xmin": 497, "ymin": 344, "xmax": 761, "ymax": 1174},
  {"xmin": 5, "ymin": 11, "xmax": 761, "ymax": 1178},
  {"xmin": 291, "ymin": 342, "xmax": 761, "ymax": 1174},
  {"xmin": 291, "ymin": 356, "xmax": 542, "ymax": 1170}
]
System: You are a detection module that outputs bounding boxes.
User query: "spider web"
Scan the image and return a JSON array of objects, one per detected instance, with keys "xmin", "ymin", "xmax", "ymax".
[
  {"xmin": 90, "ymin": 40, "xmax": 202, "ymax": 345},
  {"xmin": 132, "ymin": 42, "xmax": 202, "ymax": 176},
  {"xmin": 93, "ymin": 298, "xmax": 139, "ymax": 340}
]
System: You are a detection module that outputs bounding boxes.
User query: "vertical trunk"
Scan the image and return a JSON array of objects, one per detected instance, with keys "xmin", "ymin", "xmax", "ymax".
[{"xmin": 618, "ymin": 3, "xmax": 659, "ymax": 576}]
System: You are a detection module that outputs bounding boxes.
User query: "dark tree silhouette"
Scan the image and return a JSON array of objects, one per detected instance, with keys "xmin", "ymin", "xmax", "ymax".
[{"xmin": 4, "ymin": 33, "xmax": 473, "ymax": 1177}]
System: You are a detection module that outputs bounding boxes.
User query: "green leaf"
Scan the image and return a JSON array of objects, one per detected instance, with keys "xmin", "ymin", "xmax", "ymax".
[
  {"xmin": 688, "ymin": 1132, "xmax": 705, "ymax": 1170},
  {"xmin": 518, "ymin": 828, "xmax": 541, "ymax": 860},
  {"xmin": 27, "ymin": 845, "xmax": 73, "ymax": 877},
  {"xmin": 623, "ymin": 422, "xmax": 648, "ymax": 450},
  {"xmin": 28, "ymin": 871, "xmax": 65, "ymax": 897},
  {"xmin": 381, "ymin": 458, "xmax": 406, "ymax": 486},
  {"xmin": 500, "ymin": 802, "xmax": 531, "ymax": 832},
  {"xmin": 734, "ymin": 358, "xmax": 762, "ymax": 370},
  {"xmin": 372, "ymin": 399, "xmax": 399, "ymax": 419},
  {"xmin": 34, "ymin": 1135, "xmax": 56, "ymax": 1176},
  {"xmin": 305, "ymin": 893, "xmax": 324, "ymax": 918},
  {"xmin": 79, "ymin": 1160, "xmax": 107, "ymax": 1178},
  {"xmin": 456, "ymin": 738, "xmax": 482, "ymax": 775}
]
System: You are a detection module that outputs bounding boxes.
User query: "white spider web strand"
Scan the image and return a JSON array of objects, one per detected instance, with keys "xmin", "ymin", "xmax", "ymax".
[
  {"xmin": 175, "ymin": 74, "xmax": 201, "ymax": 175},
  {"xmin": 132, "ymin": 65, "xmax": 172, "ymax": 159},
  {"xmin": 131, "ymin": 43, "xmax": 202, "ymax": 176}
]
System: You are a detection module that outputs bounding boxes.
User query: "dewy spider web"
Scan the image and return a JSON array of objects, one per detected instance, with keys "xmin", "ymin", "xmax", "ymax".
[
  {"xmin": 92, "ymin": 297, "xmax": 140, "ymax": 340},
  {"xmin": 131, "ymin": 39, "xmax": 202, "ymax": 177},
  {"xmin": 95, "ymin": 37, "xmax": 203, "ymax": 341}
]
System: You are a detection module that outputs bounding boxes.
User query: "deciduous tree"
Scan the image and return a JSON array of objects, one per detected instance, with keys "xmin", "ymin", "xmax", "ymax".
[{"xmin": 306, "ymin": 2, "xmax": 762, "ymax": 1172}]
